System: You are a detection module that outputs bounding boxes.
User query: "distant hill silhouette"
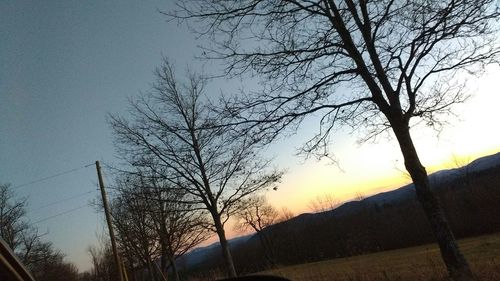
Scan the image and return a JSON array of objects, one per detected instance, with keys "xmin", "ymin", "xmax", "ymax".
[
  {"xmin": 179, "ymin": 152, "xmax": 500, "ymax": 276},
  {"xmin": 178, "ymin": 234, "xmax": 253, "ymax": 268},
  {"xmin": 364, "ymin": 152, "xmax": 500, "ymax": 206}
]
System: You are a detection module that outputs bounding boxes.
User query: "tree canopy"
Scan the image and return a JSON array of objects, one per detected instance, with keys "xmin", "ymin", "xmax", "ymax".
[{"xmin": 169, "ymin": 1, "xmax": 499, "ymax": 280}]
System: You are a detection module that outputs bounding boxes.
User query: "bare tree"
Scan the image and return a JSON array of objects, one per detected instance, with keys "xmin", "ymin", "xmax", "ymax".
[
  {"xmin": 87, "ymin": 236, "xmax": 117, "ymax": 281},
  {"xmin": 147, "ymin": 179, "xmax": 210, "ymax": 281},
  {"xmin": 234, "ymin": 195, "xmax": 279, "ymax": 265},
  {"xmin": 277, "ymin": 207, "xmax": 295, "ymax": 222},
  {"xmin": 0, "ymin": 183, "xmax": 29, "ymax": 251},
  {"xmin": 111, "ymin": 184, "xmax": 160, "ymax": 281},
  {"xmin": 109, "ymin": 59, "xmax": 283, "ymax": 277},
  {"xmin": 234, "ymin": 196, "xmax": 279, "ymax": 233},
  {"xmin": 354, "ymin": 191, "xmax": 366, "ymax": 201},
  {"xmin": 170, "ymin": 1, "xmax": 500, "ymax": 280},
  {"xmin": 26, "ymin": 241, "xmax": 78, "ymax": 281},
  {"xmin": 451, "ymin": 154, "xmax": 473, "ymax": 189},
  {"xmin": 112, "ymin": 172, "xmax": 211, "ymax": 281},
  {"xmin": 308, "ymin": 193, "xmax": 340, "ymax": 213},
  {"xmin": 0, "ymin": 183, "xmax": 79, "ymax": 281}
]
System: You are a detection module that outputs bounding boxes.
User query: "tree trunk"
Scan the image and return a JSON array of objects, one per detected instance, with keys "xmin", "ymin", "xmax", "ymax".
[
  {"xmin": 257, "ymin": 231, "xmax": 275, "ymax": 267},
  {"xmin": 213, "ymin": 213, "xmax": 237, "ymax": 278},
  {"xmin": 159, "ymin": 224, "xmax": 169, "ymax": 281},
  {"xmin": 160, "ymin": 253, "xmax": 168, "ymax": 281},
  {"xmin": 168, "ymin": 255, "xmax": 180, "ymax": 281},
  {"xmin": 390, "ymin": 119, "xmax": 474, "ymax": 281},
  {"xmin": 146, "ymin": 261, "xmax": 157, "ymax": 281}
]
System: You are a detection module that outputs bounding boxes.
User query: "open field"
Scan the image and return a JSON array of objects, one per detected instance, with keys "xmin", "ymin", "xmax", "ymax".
[{"xmin": 262, "ymin": 233, "xmax": 500, "ymax": 281}]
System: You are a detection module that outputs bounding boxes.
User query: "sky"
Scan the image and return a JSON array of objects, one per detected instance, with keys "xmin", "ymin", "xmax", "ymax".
[{"xmin": 1, "ymin": 0, "xmax": 499, "ymax": 272}]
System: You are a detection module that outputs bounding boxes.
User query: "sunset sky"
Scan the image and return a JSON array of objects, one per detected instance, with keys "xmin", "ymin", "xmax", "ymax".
[{"xmin": 1, "ymin": 0, "xmax": 499, "ymax": 272}]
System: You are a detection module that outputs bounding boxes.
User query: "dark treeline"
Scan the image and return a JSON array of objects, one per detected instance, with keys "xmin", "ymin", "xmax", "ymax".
[
  {"xmin": 0, "ymin": 183, "xmax": 80, "ymax": 281},
  {"xmin": 182, "ymin": 165, "xmax": 500, "ymax": 277}
]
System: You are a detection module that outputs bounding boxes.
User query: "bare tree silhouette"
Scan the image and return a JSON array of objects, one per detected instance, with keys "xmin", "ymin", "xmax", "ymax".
[
  {"xmin": 169, "ymin": 1, "xmax": 500, "ymax": 280},
  {"xmin": 308, "ymin": 193, "xmax": 340, "ymax": 213},
  {"xmin": 234, "ymin": 195, "xmax": 280, "ymax": 265},
  {"xmin": 111, "ymin": 172, "xmax": 210, "ymax": 281},
  {"xmin": 109, "ymin": 59, "xmax": 283, "ymax": 278},
  {"xmin": 0, "ymin": 184, "xmax": 79, "ymax": 281}
]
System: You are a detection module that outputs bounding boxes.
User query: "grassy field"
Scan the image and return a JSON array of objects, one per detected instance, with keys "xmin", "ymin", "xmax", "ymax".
[{"xmin": 261, "ymin": 233, "xmax": 500, "ymax": 281}]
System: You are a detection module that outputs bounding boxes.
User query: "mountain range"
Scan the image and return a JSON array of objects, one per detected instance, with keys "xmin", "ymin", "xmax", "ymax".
[{"xmin": 179, "ymin": 152, "xmax": 500, "ymax": 268}]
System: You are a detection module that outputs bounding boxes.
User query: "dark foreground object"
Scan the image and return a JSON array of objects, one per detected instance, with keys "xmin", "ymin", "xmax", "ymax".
[
  {"xmin": 0, "ymin": 237, "xmax": 35, "ymax": 281},
  {"xmin": 218, "ymin": 275, "xmax": 291, "ymax": 281}
]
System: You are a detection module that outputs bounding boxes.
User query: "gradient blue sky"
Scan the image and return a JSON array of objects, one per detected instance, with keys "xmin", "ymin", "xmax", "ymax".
[
  {"xmin": 1, "ymin": 0, "xmax": 499, "ymax": 272},
  {"xmin": 0, "ymin": 0, "xmax": 196, "ymax": 271}
]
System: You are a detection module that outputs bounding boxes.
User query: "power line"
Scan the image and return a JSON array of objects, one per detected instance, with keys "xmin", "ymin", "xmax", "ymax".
[
  {"xmin": 32, "ymin": 204, "xmax": 90, "ymax": 224},
  {"xmin": 30, "ymin": 190, "xmax": 96, "ymax": 212},
  {"xmin": 12, "ymin": 163, "xmax": 94, "ymax": 189}
]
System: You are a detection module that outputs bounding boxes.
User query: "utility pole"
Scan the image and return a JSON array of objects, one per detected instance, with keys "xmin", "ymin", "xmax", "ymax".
[{"xmin": 95, "ymin": 161, "xmax": 124, "ymax": 281}]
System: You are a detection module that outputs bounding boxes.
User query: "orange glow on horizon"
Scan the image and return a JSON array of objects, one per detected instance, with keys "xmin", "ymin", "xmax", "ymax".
[
  {"xmin": 269, "ymin": 146, "xmax": 499, "ymax": 216},
  {"xmin": 268, "ymin": 64, "xmax": 500, "ymax": 215},
  {"xmin": 202, "ymin": 65, "xmax": 500, "ymax": 246}
]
